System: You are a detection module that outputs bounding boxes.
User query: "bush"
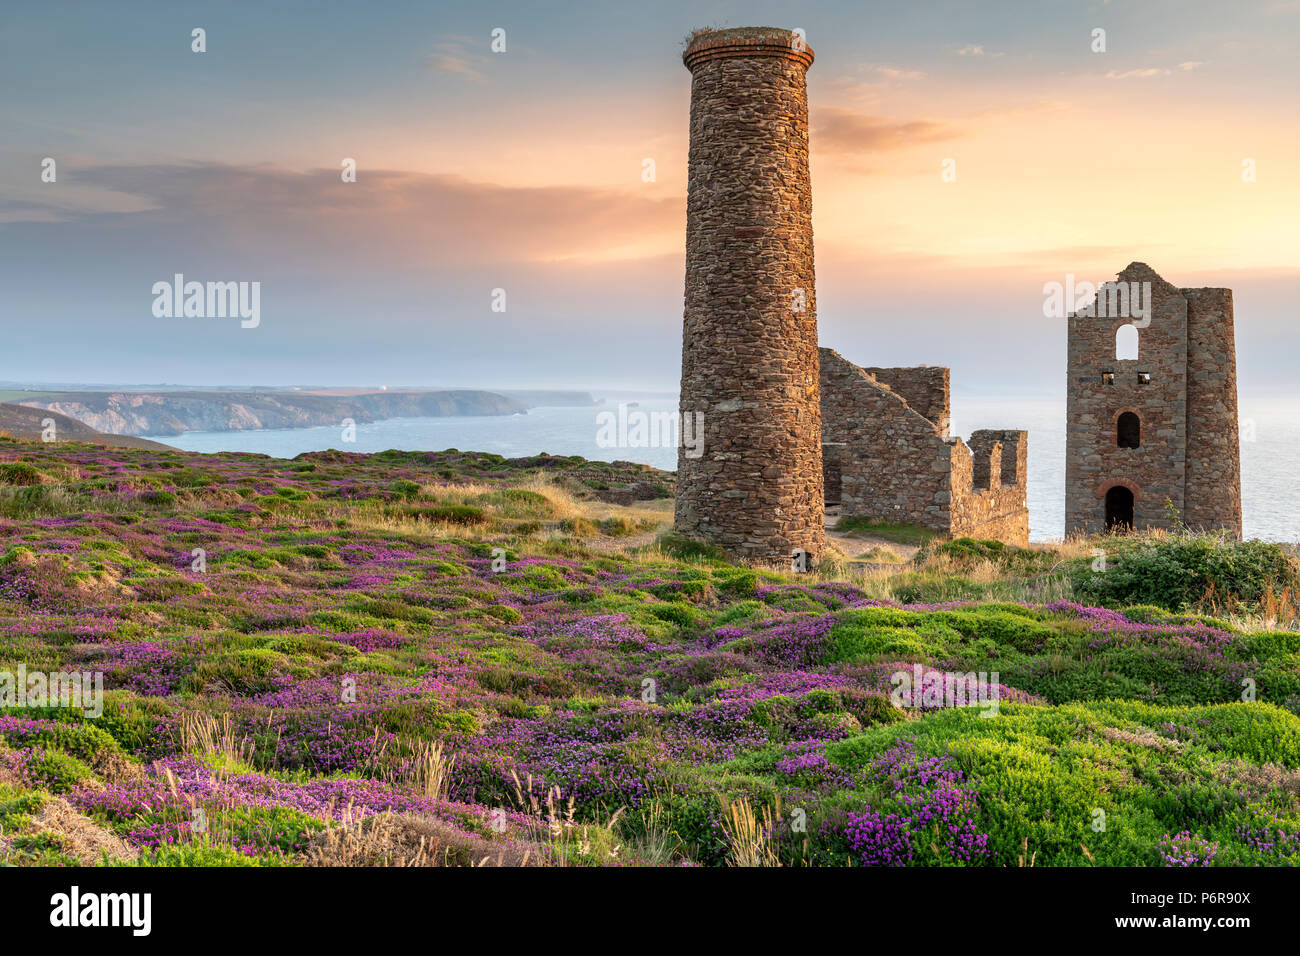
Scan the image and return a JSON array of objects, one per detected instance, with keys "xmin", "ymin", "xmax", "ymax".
[
  {"xmin": 558, "ymin": 517, "xmax": 597, "ymax": 537},
  {"xmin": 937, "ymin": 538, "xmax": 1057, "ymax": 573},
  {"xmin": 138, "ymin": 844, "xmax": 284, "ymax": 866},
  {"xmin": 419, "ymin": 505, "xmax": 487, "ymax": 526},
  {"xmin": 0, "ymin": 462, "xmax": 44, "ymax": 486},
  {"xmin": 656, "ymin": 532, "xmax": 731, "ymax": 563},
  {"xmin": 1072, "ymin": 534, "xmax": 1300, "ymax": 612},
  {"xmin": 20, "ymin": 748, "xmax": 95, "ymax": 793}
]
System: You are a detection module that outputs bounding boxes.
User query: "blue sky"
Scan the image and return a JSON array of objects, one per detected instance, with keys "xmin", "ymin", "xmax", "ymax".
[{"xmin": 2, "ymin": 0, "xmax": 1297, "ymax": 395}]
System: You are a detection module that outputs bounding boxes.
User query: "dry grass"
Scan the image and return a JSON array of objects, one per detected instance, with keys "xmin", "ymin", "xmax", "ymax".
[
  {"xmin": 1017, "ymin": 837, "xmax": 1037, "ymax": 867},
  {"xmin": 720, "ymin": 796, "xmax": 780, "ymax": 867},
  {"xmin": 1, "ymin": 796, "xmax": 140, "ymax": 865},
  {"xmin": 507, "ymin": 771, "xmax": 626, "ymax": 865},
  {"xmin": 617, "ymin": 799, "xmax": 685, "ymax": 866},
  {"xmin": 304, "ymin": 810, "xmax": 539, "ymax": 867},
  {"xmin": 178, "ymin": 712, "xmax": 256, "ymax": 767},
  {"xmin": 410, "ymin": 741, "xmax": 454, "ymax": 800},
  {"xmin": 1225, "ymin": 585, "xmax": 1300, "ymax": 632}
]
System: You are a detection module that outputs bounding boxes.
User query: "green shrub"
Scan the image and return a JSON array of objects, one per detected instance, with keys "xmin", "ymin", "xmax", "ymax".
[
  {"xmin": 649, "ymin": 602, "xmax": 700, "ymax": 628},
  {"xmin": 558, "ymin": 517, "xmax": 597, "ymax": 537},
  {"xmin": 419, "ymin": 505, "xmax": 487, "ymax": 526},
  {"xmin": 138, "ymin": 844, "xmax": 285, "ymax": 866},
  {"xmin": 656, "ymin": 532, "xmax": 731, "ymax": 563},
  {"xmin": 599, "ymin": 516, "xmax": 637, "ymax": 537},
  {"xmin": 390, "ymin": 479, "xmax": 421, "ymax": 498},
  {"xmin": 1072, "ymin": 534, "xmax": 1299, "ymax": 612},
  {"xmin": 937, "ymin": 538, "xmax": 1056, "ymax": 573},
  {"xmin": 21, "ymin": 748, "xmax": 95, "ymax": 793},
  {"xmin": 0, "ymin": 462, "xmax": 45, "ymax": 486}
]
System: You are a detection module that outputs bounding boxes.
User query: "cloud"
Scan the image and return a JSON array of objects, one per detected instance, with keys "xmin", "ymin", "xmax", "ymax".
[
  {"xmin": 1104, "ymin": 62, "xmax": 1201, "ymax": 79},
  {"xmin": 956, "ymin": 45, "xmax": 985, "ymax": 56},
  {"xmin": 0, "ymin": 162, "xmax": 688, "ymax": 388},
  {"xmin": 813, "ymin": 108, "xmax": 958, "ymax": 154},
  {"xmin": 9, "ymin": 162, "xmax": 683, "ymax": 268},
  {"xmin": 426, "ymin": 38, "xmax": 485, "ymax": 80},
  {"xmin": 872, "ymin": 65, "xmax": 925, "ymax": 80}
]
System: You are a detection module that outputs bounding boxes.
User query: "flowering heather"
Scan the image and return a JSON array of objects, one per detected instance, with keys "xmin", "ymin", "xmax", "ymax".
[
  {"xmin": 839, "ymin": 742, "xmax": 993, "ymax": 866},
  {"xmin": 1158, "ymin": 831, "xmax": 1220, "ymax": 867},
  {"xmin": 1, "ymin": 438, "xmax": 1299, "ymax": 867}
]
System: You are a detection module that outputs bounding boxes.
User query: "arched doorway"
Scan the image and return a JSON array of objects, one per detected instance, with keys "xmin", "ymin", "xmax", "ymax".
[
  {"xmin": 1104, "ymin": 486, "xmax": 1134, "ymax": 531},
  {"xmin": 1117, "ymin": 412, "xmax": 1140, "ymax": 448}
]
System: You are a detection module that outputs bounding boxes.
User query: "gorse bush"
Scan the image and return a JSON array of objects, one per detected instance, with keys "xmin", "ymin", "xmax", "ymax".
[{"xmin": 1072, "ymin": 532, "xmax": 1299, "ymax": 613}]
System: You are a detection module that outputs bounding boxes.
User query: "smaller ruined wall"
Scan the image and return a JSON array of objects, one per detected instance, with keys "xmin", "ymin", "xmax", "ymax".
[
  {"xmin": 952, "ymin": 430, "xmax": 1029, "ymax": 544},
  {"xmin": 820, "ymin": 348, "xmax": 953, "ymax": 532},
  {"xmin": 860, "ymin": 366, "xmax": 949, "ymax": 434}
]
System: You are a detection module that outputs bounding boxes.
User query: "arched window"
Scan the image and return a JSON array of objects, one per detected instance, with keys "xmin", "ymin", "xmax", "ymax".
[
  {"xmin": 1117, "ymin": 411, "xmax": 1140, "ymax": 448},
  {"xmin": 1115, "ymin": 324, "xmax": 1139, "ymax": 360}
]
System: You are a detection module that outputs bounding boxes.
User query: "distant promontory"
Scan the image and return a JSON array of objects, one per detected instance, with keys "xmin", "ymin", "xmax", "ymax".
[{"xmin": 11, "ymin": 388, "xmax": 594, "ymax": 438}]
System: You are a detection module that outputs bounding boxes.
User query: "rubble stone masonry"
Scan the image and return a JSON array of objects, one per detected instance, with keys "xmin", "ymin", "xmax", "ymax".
[
  {"xmin": 674, "ymin": 27, "xmax": 825, "ymax": 564},
  {"xmin": 1064, "ymin": 262, "xmax": 1241, "ymax": 537},
  {"xmin": 820, "ymin": 349, "xmax": 1028, "ymax": 544}
]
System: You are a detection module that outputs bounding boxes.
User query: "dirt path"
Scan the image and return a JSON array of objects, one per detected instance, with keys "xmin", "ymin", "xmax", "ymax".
[
  {"xmin": 579, "ymin": 530, "xmax": 661, "ymax": 552},
  {"xmin": 824, "ymin": 508, "xmax": 920, "ymax": 565}
]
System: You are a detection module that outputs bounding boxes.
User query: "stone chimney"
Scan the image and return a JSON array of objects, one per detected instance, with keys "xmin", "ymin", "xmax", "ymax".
[{"xmin": 674, "ymin": 26, "xmax": 825, "ymax": 565}]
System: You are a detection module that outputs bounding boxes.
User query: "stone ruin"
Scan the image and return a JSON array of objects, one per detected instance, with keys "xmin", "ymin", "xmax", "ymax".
[
  {"xmin": 821, "ymin": 350, "xmax": 1029, "ymax": 544},
  {"xmin": 674, "ymin": 27, "xmax": 825, "ymax": 565},
  {"xmin": 674, "ymin": 26, "xmax": 1029, "ymax": 565},
  {"xmin": 1065, "ymin": 262, "xmax": 1242, "ymax": 538}
]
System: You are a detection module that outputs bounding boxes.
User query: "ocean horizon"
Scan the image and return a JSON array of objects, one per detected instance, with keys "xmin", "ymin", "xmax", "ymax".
[{"xmin": 165, "ymin": 393, "xmax": 1300, "ymax": 544}]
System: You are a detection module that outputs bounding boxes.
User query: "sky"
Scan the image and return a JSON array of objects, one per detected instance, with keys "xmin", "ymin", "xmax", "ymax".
[{"xmin": 1, "ymin": 0, "xmax": 1297, "ymax": 397}]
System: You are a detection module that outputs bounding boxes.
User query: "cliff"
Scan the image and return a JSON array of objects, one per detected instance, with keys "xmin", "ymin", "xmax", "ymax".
[
  {"xmin": 16, "ymin": 390, "xmax": 528, "ymax": 437},
  {"xmin": 0, "ymin": 403, "xmax": 175, "ymax": 450}
]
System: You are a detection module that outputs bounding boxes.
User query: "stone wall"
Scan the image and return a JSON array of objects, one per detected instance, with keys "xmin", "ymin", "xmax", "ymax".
[
  {"xmin": 674, "ymin": 27, "xmax": 825, "ymax": 565},
  {"xmin": 1182, "ymin": 288, "xmax": 1243, "ymax": 535},
  {"xmin": 820, "ymin": 348, "xmax": 1028, "ymax": 544},
  {"xmin": 1064, "ymin": 263, "xmax": 1241, "ymax": 537},
  {"xmin": 860, "ymin": 366, "xmax": 950, "ymax": 436},
  {"xmin": 954, "ymin": 430, "xmax": 1029, "ymax": 542},
  {"xmin": 820, "ymin": 348, "xmax": 952, "ymax": 529}
]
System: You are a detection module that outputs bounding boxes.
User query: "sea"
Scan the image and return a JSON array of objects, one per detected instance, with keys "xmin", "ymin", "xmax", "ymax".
[{"xmin": 165, "ymin": 393, "xmax": 1300, "ymax": 543}]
